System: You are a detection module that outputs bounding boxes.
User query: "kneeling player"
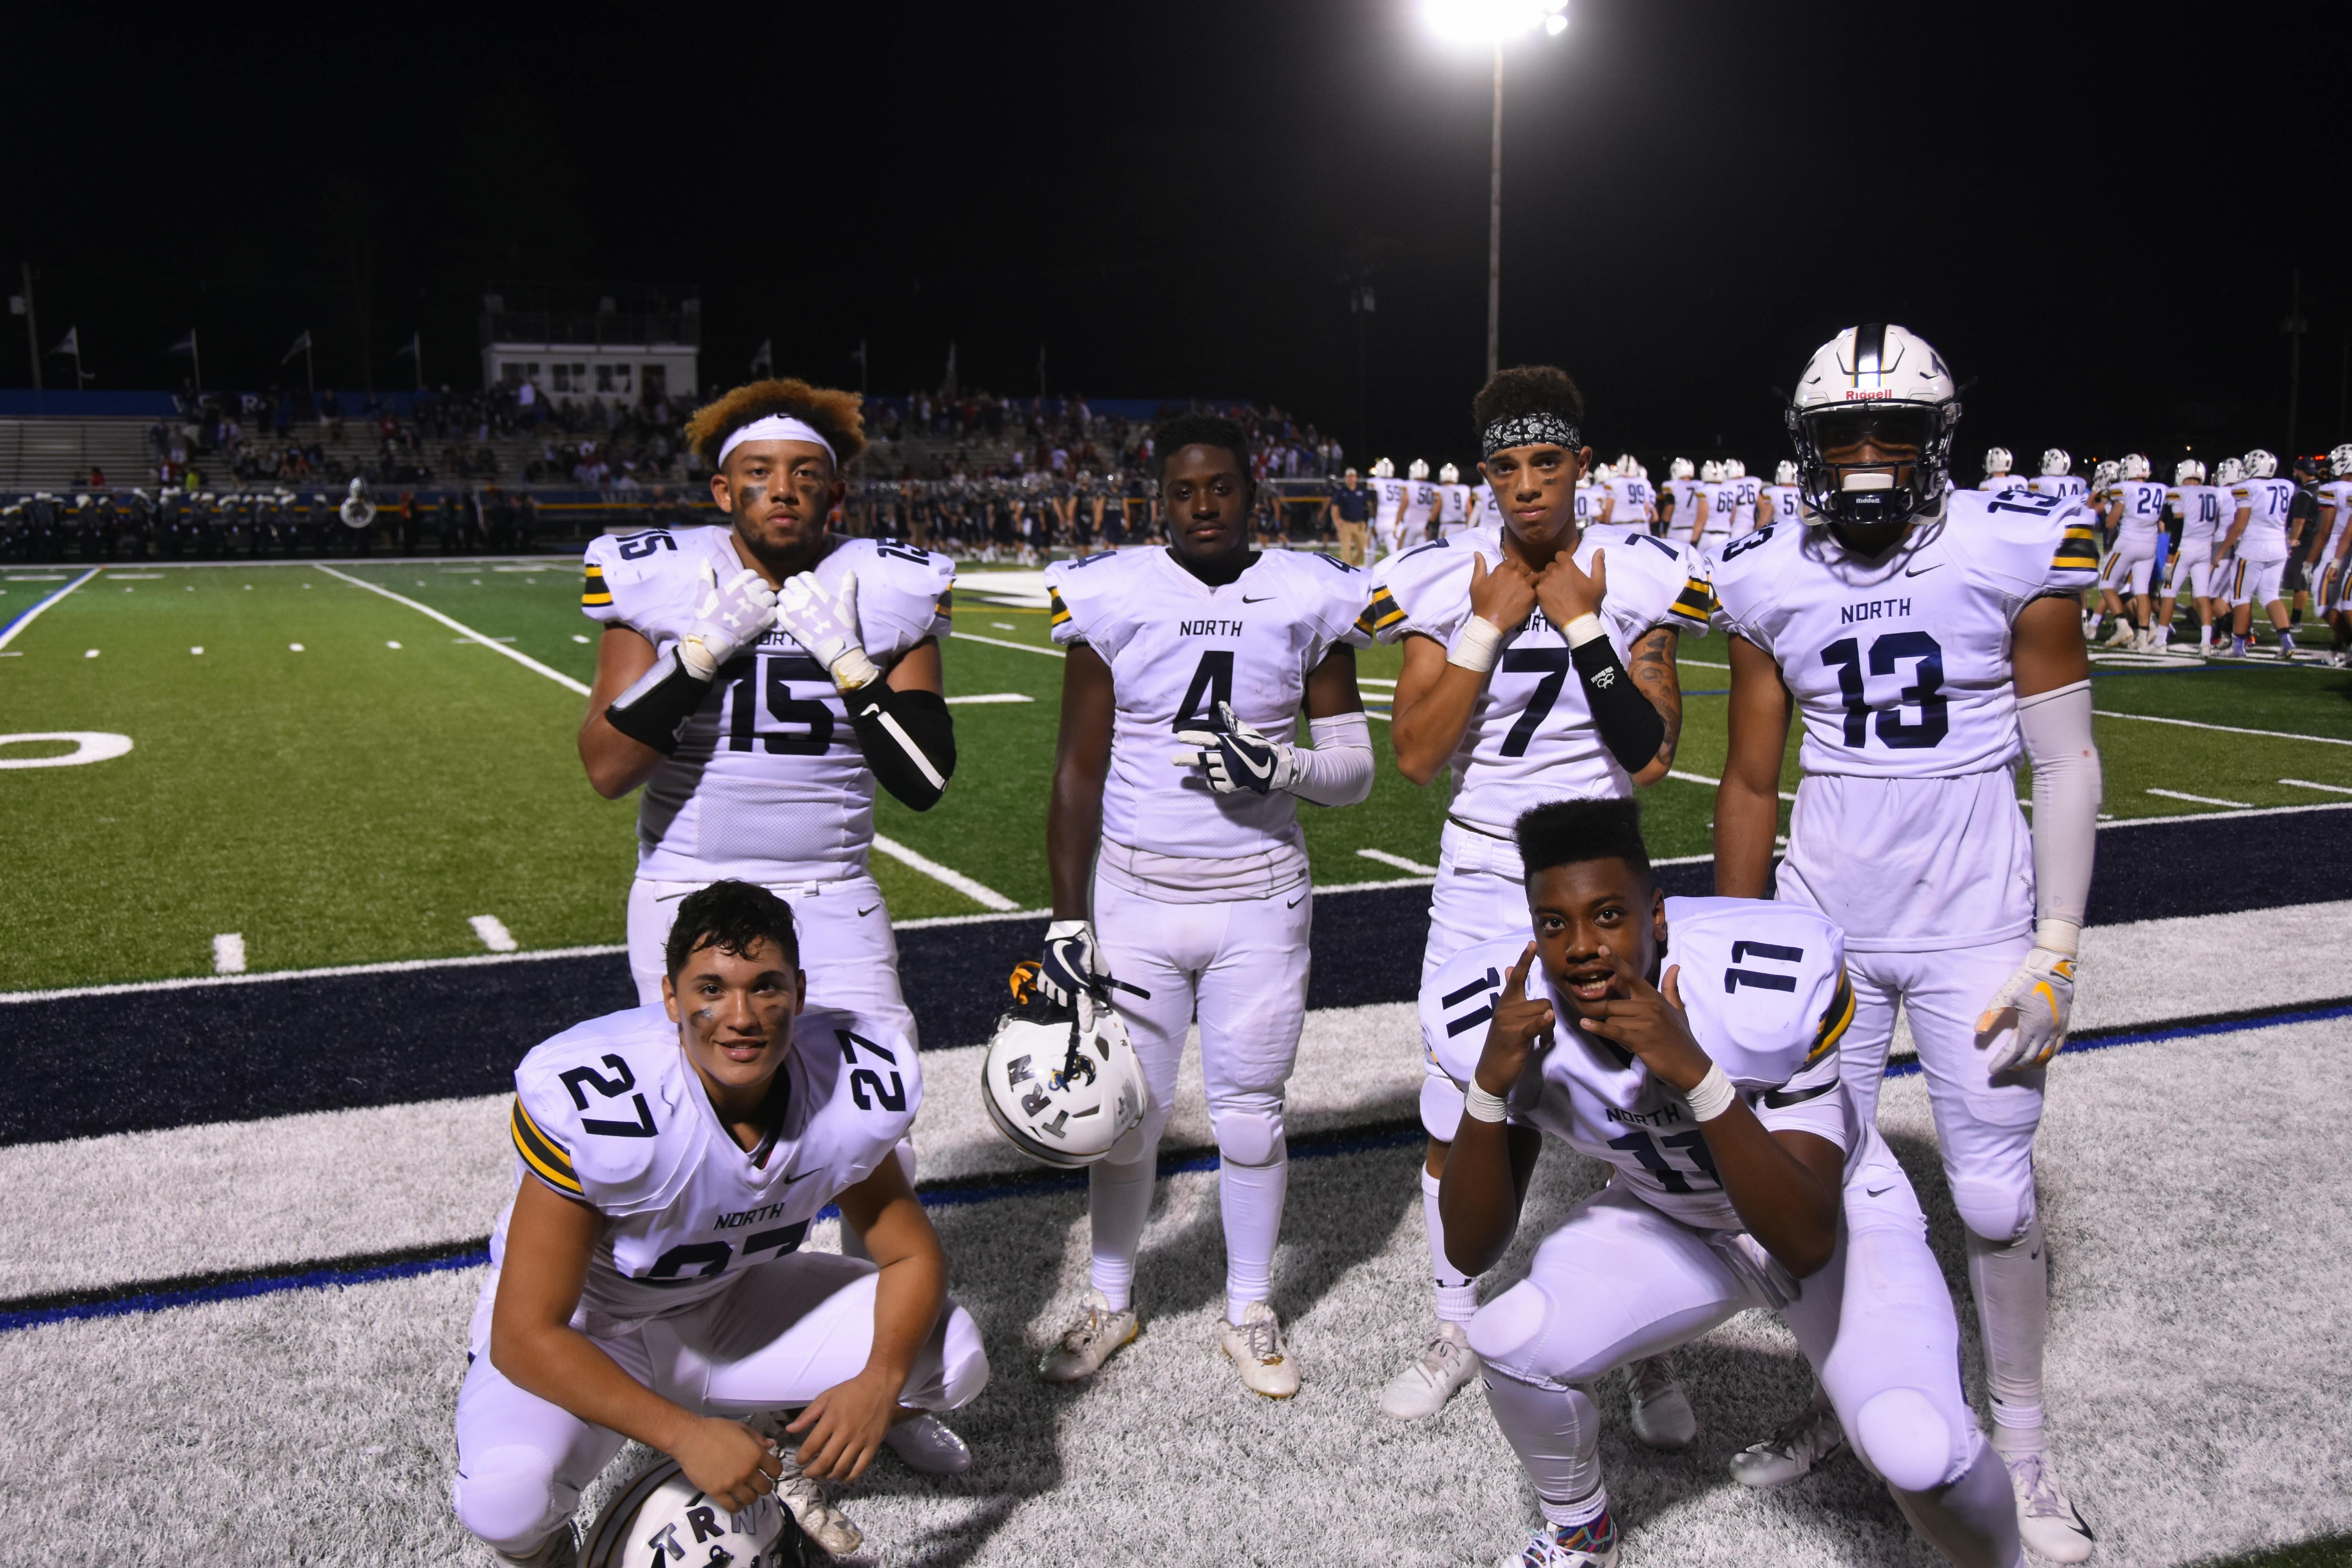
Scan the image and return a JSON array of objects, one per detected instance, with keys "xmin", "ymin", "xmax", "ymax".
[
  {"xmin": 1434, "ymin": 802, "xmax": 2020, "ymax": 1568},
  {"xmin": 450, "ymin": 882, "xmax": 987, "ymax": 1566}
]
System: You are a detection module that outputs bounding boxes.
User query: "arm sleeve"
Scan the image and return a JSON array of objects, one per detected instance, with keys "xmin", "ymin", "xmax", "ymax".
[
  {"xmin": 1286, "ymin": 711, "xmax": 1374, "ymax": 808},
  {"xmin": 2016, "ymin": 679, "xmax": 2100, "ymax": 942},
  {"xmin": 847, "ymin": 683, "xmax": 956, "ymax": 812},
  {"xmin": 1568, "ymin": 627, "xmax": 1666, "ymax": 774},
  {"xmin": 604, "ymin": 650, "xmax": 712, "ymax": 755}
]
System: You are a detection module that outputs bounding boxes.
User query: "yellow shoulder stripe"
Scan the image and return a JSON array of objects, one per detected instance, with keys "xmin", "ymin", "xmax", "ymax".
[
  {"xmin": 1354, "ymin": 586, "xmax": 1405, "ymax": 636},
  {"xmin": 1047, "ymin": 587, "xmax": 1071, "ymax": 627},
  {"xmin": 581, "ymin": 563, "xmax": 613, "ymax": 608},
  {"xmin": 512, "ymin": 1098, "xmax": 582, "ymax": 1196},
  {"xmin": 1670, "ymin": 576, "xmax": 1717, "ymax": 619},
  {"xmin": 1806, "ymin": 968, "xmax": 1856, "ymax": 1068}
]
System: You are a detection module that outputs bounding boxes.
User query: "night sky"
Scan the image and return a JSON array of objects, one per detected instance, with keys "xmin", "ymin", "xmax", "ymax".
[{"xmin": 8, "ymin": 2, "xmax": 2347, "ymax": 472}]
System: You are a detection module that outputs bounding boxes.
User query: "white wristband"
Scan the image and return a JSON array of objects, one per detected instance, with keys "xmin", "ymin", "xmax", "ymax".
[
  {"xmin": 1683, "ymin": 1063, "xmax": 1737, "ymax": 1122},
  {"xmin": 2033, "ymin": 918, "xmax": 2081, "ymax": 958},
  {"xmin": 1463, "ymin": 1081, "xmax": 1510, "ymax": 1123},
  {"xmin": 1447, "ymin": 616, "xmax": 1506, "ymax": 673},
  {"xmin": 1562, "ymin": 612, "xmax": 1606, "ymax": 649}
]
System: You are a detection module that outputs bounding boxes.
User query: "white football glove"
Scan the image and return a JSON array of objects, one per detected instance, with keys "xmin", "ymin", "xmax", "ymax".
[
  {"xmin": 776, "ymin": 568, "xmax": 881, "ymax": 691},
  {"xmin": 1175, "ymin": 701, "xmax": 1296, "ymax": 796},
  {"xmin": 1038, "ymin": 918, "xmax": 1100, "ymax": 1007},
  {"xmin": 676, "ymin": 560, "xmax": 776, "ymax": 680},
  {"xmin": 1974, "ymin": 947, "xmax": 2078, "ymax": 1073}
]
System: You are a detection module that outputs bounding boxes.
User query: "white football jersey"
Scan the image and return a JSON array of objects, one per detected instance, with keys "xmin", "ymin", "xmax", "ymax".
[
  {"xmin": 1365, "ymin": 524, "xmax": 1708, "ymax": 833},
  {"xmin": 2315, "ymin": 480, "xmax": 2352, "ymax": 561},
  {"xmin": 1047, "ymin": 548, "xmax": 1368, "ymax": 859},
  {"xmin": 1436, "ymin": 482, "xmax": 1472, "ymax": 530},
  {"xmin": 1662, "ymin": 478, "xmax": 1702, "ymax": 531},
  {"xmin": 1423, "ymin": 898, "xmax": 1855, "ymax": 1231},
  {"xmin": 1978, "ymin": 474, "xmax": 2030, "ymax": 495},
  {"xmin": 1572, "ymin": 481, "xmax": 1599, "ymax": 530},
  {"xmin": 2111, "ymin": 479, "xmax": 2168, "ymax": 550},
  {"xmin": 2169, "ymin": 485, "xmax": 2229, "ymax": 552},
  {"xmin": 1760, "ymin": 483, "xmax": 1802, "ymax": 528},
  {"xmin": 1605, "ymin": 475, "xmax": 1656, "ymax": 526},
  {"xmin": 499, "ymin": 1000, "xmax": 919, "ymax": 1334},
  {"xmin": 1370, "ymin": 475, "xmax": 1409, "ymax": 532},
  {"xmin": 1469, "ymin": 483, "xmax": 1505, "ymax": 532},
  {"xmin": 2229, "ymin": 477, "xmax": 2295, "ymax": 560},
  {"xmin": 2027, "ymin": 474, "xmax": 2088, "ymax": 505},
  {"xmin": 1407, "ymin": 480, "xmax": 1439, "ymax": 535},
  {"xmin": 1729, "ymin": 477, "xmax": 1763, "ymax": 535},
  {"xmin": 583, "ymin": 528, "xmax": 953, "ymax": 884},
  {"xmin": 1694, "ymin": 481, "xmax": 1733, "ymax": 543}
]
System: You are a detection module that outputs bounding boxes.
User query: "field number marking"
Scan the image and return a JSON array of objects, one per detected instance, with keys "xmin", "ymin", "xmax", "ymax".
[
  {"xmin": 212, "ymin": 935, "xmax": 247, "ymax": 975},
  {"xmin": 0, "ymin": 732, "xmax": 133, "ymax": 769},
  {"xmin": 468, "ymin": 916, "xmax": 519, "ymax": 953}
]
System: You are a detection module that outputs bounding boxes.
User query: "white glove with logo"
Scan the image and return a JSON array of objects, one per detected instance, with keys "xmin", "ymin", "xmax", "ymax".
[
  {"xmin": 677, "ymin": 561, "xmax": 777, "ymax": 679},
  {"xmin": 1038, "ymin": 919, "xmax": 1101, "ymax": 1007},
  {"xmin": 776, "ymin": 568, "xmax": 881, "ymax": 691},
  {"xmin": 1175, "ymin": 701, "xmax": 1297, "ymax": 796},
  {"xmin": 1975, "ymin": 947, "xmax": 2078, "ymax": 1073}
]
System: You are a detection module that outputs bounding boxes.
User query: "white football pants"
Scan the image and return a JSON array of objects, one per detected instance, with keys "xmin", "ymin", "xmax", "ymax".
[
  {"xmin": 2225, "ymin": 554, "xmax": 2288, "ymax": 609},
  {"xmin": 627, "ymin": 873, "xmax": 915, "ymax": 1046},
  {"xmin": 2163, "ymin": 542, "xmax": 2215, "ymax": 603},
  {"xmin": 1087, "ymin": 873, "xmax": 1312, "ymax": 1320},
  {"xmin": 1471, "ymin": 1134, "xmax": 1997, "ymax": 1513},
  {"xmin": 2099, "ymin": 539, "xmax": 2158, "ymax": 596},
  {"xmin": 1419, "ymin": 820, "xmax": 1534, "ymax": 1137},
  {"xmin": 450, "ymin": 1252, "xmax": 987, "ymax": 1556}
]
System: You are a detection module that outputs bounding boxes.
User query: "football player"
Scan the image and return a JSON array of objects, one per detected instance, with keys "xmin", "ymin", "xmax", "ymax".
[
  {"xmin": 1761, "ymin": 459, "xmax": 1804, "ymax": 529},
  {"xmin": 2216, "ymin": 448, "xmax": 2298, "ymax": 659},
  {"xmin": 1978, "ymin": 446, "xmax": 2028, "ymax": 495},
  {"xmin": 2027, "ymin": 449, "xmax": 2087, "ymax": 508},
  {"xmin": 2318, "ymin": 445, "xmax": 2352, "ymax": 665},
  {"xmin": 2086, "ymin": 454, "xmax": 2166, "ymax": 649},
  {"xmin": 1406, "ymin": 457, "xmax": 1439, "ymax": 546},
  {"xmin": 1658, "ymin": 457, "xmax": 1700, "ymax": 540},
  {"xmin": 1031, "ymin": 414, "xmax": 1375, "ymax": 1396},
  {"xmin": 1434, "ymin": 462, "xmax": 1474, "ymax": 540},
  {"xmin": 1714, "ymin": 325, "xmax": 2100, "ymax": 1563},
  {"xmin": 1368, "ymin": 457, "xmax": 1410, "ymax": 564},
  {"xmin": 1434, "ymin": 801, "xmax": 2022, "ymax": 1568},
  {"xmin": 1598, "ymin": 455, "xmax": 1657, "ymax": 536},
  {"xmin": 1688, "ymin": 460, "xmax": 1728, "ymax": 552},
  {"xmin": 2159, "ymin": 459, "xmax": 2225, "ymax": 656},
  {"xmin": 1721, "ymin": 458, "xmax": 1762, "ymax": 539},
  {"xmin": 577, "ymin": 379, "xmax": 956, "ymax": 1043},
  {"xmin": 1365, "ymin": 366, "xmax": 1709, "ymax": 1426},
  {"xmin": 450, "ymin": 882, "xmax": 988, "ymax": 1568}
]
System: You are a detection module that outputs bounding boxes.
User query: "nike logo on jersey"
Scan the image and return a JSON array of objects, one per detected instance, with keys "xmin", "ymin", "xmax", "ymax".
[
  {"xmin": 1285, "ymin": 895, "xmax": 1304, "ymax": 908},
  {"xmin": 1242, "ymin": 594, "xmax": 1275, "ymax": 603},
  {"xmin": 1865, "ymin": 1184, "xmax": 1894, "ymax": 1197},
  {"xmin": 857, "ymin": 905, "xmax": 879, "ymax": 918},
  {"xmin": 1903, "ymin": 562, "xmax": 1943, "ymax": 577}
]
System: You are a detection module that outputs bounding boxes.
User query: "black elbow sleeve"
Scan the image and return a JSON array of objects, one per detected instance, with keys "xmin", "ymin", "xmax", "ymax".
[
  {"xmin": 848, "ymin": 684, "xmax": 957, "ymax": 811},
  {"xmin": 1571, "ymin": 635, "xmax": 1666, "ymax": 775},
  {"xmin": 604, "ymin": 651, "xmax": 712, "ymax": 755}
]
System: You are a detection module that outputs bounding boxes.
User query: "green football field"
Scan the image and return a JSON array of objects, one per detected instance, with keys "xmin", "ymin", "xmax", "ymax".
[{"xmin": 1, "ymin": 554, "xmax": 2347, "ymax": 993}]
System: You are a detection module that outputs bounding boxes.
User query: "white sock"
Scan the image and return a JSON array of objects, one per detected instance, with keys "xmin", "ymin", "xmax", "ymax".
[
  {"xmin": 1966, "ymin": 1216, "xmax": 2048, "ymax": 1441},
  {"xmin": 1423, "ymin": 1169, "xmax": 1479, "ymax": 1324},
  {"xmin": 1087, "ymin": 1150, "xmax": 1156, "ymax": 1312},
  {"xmin": 1219, "ymin": 1148, "xmax": 1288, "ymax": 1324}
]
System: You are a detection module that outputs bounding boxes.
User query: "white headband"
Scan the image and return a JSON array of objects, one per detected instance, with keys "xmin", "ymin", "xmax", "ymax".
[{"xmin": 717, "ymin": 413, "xmax": 837, "ymax": 470}]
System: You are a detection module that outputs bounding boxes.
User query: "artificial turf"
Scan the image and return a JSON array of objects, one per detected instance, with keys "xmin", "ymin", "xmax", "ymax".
[{"xmin": 0, "ymin": 554, "xmax": 2345, "ymax": 991}]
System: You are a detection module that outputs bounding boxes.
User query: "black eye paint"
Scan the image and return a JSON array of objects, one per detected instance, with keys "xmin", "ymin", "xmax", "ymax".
[{"xmin": 739, "ymin": 482, "xmax": 768, "ymax": 509}]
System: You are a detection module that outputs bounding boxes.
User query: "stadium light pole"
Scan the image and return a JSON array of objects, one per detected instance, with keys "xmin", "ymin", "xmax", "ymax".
[{"xmin": 1423, "ymin": 0, "xmax": 1567, "ymax": 382}]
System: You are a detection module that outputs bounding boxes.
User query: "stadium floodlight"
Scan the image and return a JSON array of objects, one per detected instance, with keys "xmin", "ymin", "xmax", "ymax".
[{"xmin": 1421, "ymin": 0, "xmax": 1568, "ymax": 379}]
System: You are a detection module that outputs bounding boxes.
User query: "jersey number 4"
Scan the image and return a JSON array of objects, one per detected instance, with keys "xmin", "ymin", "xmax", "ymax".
[
  {"xmin": 1172, "ymin": 650, "xmax": 1234, "ymax": 733},
  {"xmin": 1820, "ymin": 631, "xmax": 1946, "ymax": 748}
]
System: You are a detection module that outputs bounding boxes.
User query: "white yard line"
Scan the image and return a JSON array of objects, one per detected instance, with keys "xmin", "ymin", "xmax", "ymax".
[
  {"xmin": 2146, "ymin": 787, "xmax": 2251, "ymax": 808},
  {"xmin": 0, "ymin": 567, "xmax": 100, "ymax": 651},
  {"xmin": 310, "ymin": 564, "xmax": 590, "ymax": 696},
  {"xmin": 1357, "ymin": 848, "xmax": 1438, "ymax": 875},
  {"xmin": 2281, "ymin": 778, "xmax": 2352, "ymax": 796},
  {"xmin": 2105, "ymin": 799, "xmax": 2352, "ymax": 829},
  {"xmin": 1666, "ymin": 766, "xmax": 1796, "ymax": 803},
  {"xmin": 467, "ymin": 916, "xmax": 519, "ymax": 953},
  {"xmin": 0, "ymin": 944, "xmax": 631, "ymax": 1005},
  {"xmin": 953, "ymin": 631, "xmax": 1064, "ymax": 659},
  {"xmin": 2093, "ymin": 709, "xmax": 2352, "ymax": 746},
  {"xmin": 870, "ymin": 835, "xmax": 1017, "ymax": 911},
  {"xmin": 942, "ymin": 693, "xmax": 1034, "ymax": 705}
]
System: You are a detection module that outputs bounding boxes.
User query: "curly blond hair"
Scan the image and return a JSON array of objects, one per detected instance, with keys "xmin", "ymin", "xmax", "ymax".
[{"xmin": 684, "ymin": 377, "xmax": 867, "ymax": 471}]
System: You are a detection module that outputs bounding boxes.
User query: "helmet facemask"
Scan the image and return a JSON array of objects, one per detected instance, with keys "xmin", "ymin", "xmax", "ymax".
[{"xmin": 1787, "ymin": 399, "xmax": 1957, "ymax": 530}]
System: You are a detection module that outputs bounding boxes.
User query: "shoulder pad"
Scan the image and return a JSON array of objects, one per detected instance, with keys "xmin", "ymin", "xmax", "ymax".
[
  {"xmin": 1591, "ymin": 529, "xmax": 1707, "ymax": 637},
  {"xmin": 513, "ymin": 1007, "xmax": 697, "ymax": 1213},
  {"xmin": 795, "ymin": 1006, "xmax": 924, "ymax": 1147},
  {"xmin": 1044, "ymin": 548, "xmax": 1143, "ymax": 648},
  {"xmin": 1942, "ymin": 488, "xmax": 2096, "ymax": 594},
  {"xmin": 828, "ymin": 538, "xmax": 953, "ymax": 656},
  {"xmin": 1661, "ymin": 897, "xmax": 1851, "ymax": 1088},
  {"xmin": 1698, "ymin": 520, "xmax": 1795, "ymax": 630},
  {"xmin": 1417, "ymin": 935, "xmax": 1532, "ymax": 1086},
  {"xmin": 583, "ymin": 525, "xmax": 726, "ymax": 637},
  {"xmin": 1265, "ymin": 549, "xmax": 1372, "ymax": 647},
  {"xmin": 1367, "ymin": 536, "xmax": 1475, "ymax": 644}
]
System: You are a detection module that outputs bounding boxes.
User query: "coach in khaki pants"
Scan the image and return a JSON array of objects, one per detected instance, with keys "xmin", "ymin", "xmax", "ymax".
[{"xmin": 1331, "ymin": 468, "xmax": 1371, "ymax": 566}]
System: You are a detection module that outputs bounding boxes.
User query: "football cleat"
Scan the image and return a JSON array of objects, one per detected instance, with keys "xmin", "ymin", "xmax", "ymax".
[
  {"xmin": 2007, "ymin": 1452, "xmax": 2096, "ymax": 1563},
  {"xmin": 1730, "ymin": 1398, "xmax": 1847, "ymax": 1488},
  {"xmin": 1517, "ymin": 1511, "xmax": 1620, "ymax": 1568},
  {"xmin": 2103, "ymin": 620, "xmax": 2135, "ymax": 647},
  {"xmin": 1038, "ymin": 1287, "xmax": 1140, "ymax": 1382},
  {"xmin": 882, "ymin": 1413, "xmax": 972, "ymax": 1475},
  {"xmin": 492, "ymin": 1525, "xmax": 577, "ymax": 1568},
  {"xmin": 2278, "ymin": 632, "xmax": 2298, "ymax": 662},
  {"xmin": 1626, "ymin": 1354, "xmax": 1696, "ymax": 1450},
  {"xmin": 1219, "ymin": 1300, "xmax": 1301, "ymax": 1398},
  {"xmin": 1379, "ymin": 1321, "xmax": 1480, "ymax": 1420}
]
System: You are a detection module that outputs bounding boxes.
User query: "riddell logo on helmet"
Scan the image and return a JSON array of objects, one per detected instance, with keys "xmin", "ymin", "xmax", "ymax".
[{"xmin": 1841, "ymin": 389, "xmax": 1893, "ymax": 401}]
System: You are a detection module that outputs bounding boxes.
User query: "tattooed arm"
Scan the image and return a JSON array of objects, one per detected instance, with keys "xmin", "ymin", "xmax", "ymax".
[{"xmin": 1626, "ymin": 624, "xmax": 1683, "ymax": 786}]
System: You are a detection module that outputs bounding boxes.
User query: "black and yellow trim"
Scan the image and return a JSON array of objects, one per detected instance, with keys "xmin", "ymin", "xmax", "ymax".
[
  {"xmin": 1354, "ymin": 585, "xmax": 1406, "ymax": 637},
  {"xmin": 2051, "ymin": 525, "xmax": 2099, "ymax": 573},
  {"xmin": 1804, "ymin": 967, "xmax": 1857, "ymax": 1068},
  {"xmin": 1668, "ymin": 575, "xmax": 1717, "ymax": 624},
  {"xmin": 933, "ymin": 586, "xmax": 954, "ymax": 623},
  {"xmin": 581, "ymin": 563, "xmax": 613, "ymax": 608},
  {"xmin": 1047, "ymin": 587, "xmax": 1072, "ymax": 628},
  {"xmin": 511, "ymin": 1097, "xmax": 583, "ymax": 1196}
]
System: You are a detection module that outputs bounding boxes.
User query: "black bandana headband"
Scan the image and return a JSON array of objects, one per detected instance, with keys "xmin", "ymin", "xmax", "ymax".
[{"xmin": 1480, "ymin": 411, "xmax": 1582, "ymax": 460}]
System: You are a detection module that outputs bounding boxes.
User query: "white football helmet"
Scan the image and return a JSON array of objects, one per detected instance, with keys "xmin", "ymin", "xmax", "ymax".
[
  {"xmin": 1669, "ymin": 457, "xmax": 1694, "ymax": 479},
  {"xmin": 1722, "ymin": 458, "xmax": 1746, "ymax": 480},
  {"xmin": 1372, "ymin": 457, "xmax": 1395, "ymax": 479},
  {"xmin": 1438, "ymin": 462, "xmax": 1460, "ymax": 485},
  {"xmin": 1408, "ymin": 458, "xmax": 1430, "ymax": 481},
  {"xmin": 2243, "ymin": 448, "xmax": 2278, "ymax": 479},
  {"xmin": 1699, "ymin": 459, "xmax": 1724, "ymax": 484},
  {"xmin": 982, "ymin": 980, "xmax": 1149, "ymax": 1169},
  {"xmin": 2332, "ymin": 443, "xmax": 2352, "ymax": 478},
  {"xmin": 1984, "ymin": 446, "xmax": 2014, "ymax": 476},
  {"xmin": 1775, "ymin": 459, "xmax": 1799, "ymax": 486},
  {"xmin": 1786, "ymin": 323, "xmax": 1960, "ymax": 527},
  {"xmin": 2092, "ymin": 459, "xmax": 2120, "ymax": 492},
  {"xmin": 2119, "ymin": 453, "xmax": 2151, "ymax": 481},
  {"xmin": 2174, "ymin": 459, "xmax": 2206, "ymax": 485},
  {"xmin": 2213, "ymin": 456, "xmax": 2246, "ymax": 485},
  {"xmin": 1615, "ymin": 453, "xmax": 1639, "ymax": 476},
  {"xmin": 581, "ymin": 1458, "xmax": 812, "ymax": 1568},
  {"xmin": 2041, "ymin": 448, "xmax": 2072, "ymax": 476}
]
